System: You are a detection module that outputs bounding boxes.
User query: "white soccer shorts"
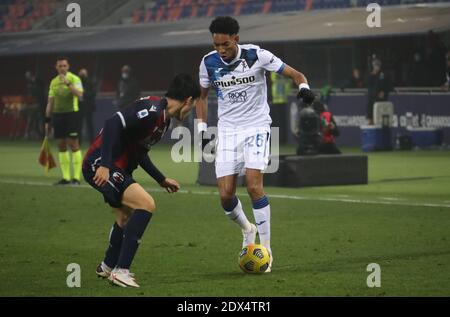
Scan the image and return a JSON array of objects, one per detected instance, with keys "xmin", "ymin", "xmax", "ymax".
[{"xmin": 215, "ymin": 126, "xmax": 271, "ymax": 178}]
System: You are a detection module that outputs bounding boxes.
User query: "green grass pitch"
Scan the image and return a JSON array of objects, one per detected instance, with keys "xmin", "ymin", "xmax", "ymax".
[{"xmin": 0, "ymin": 140, "xmax": 449, "ymax": 296}]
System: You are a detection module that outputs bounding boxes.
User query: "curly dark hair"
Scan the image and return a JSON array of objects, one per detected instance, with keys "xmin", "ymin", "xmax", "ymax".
[{"xmin": 209, "ymin": 16, "xmax": 240, "ymax": 35}]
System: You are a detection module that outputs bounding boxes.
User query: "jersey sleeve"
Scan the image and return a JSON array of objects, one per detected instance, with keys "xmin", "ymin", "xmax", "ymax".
[
  {"xmin": 72, "ymin": 75, "xmax": 84, "ymax": 92},
  {"xmin": 258, "ymin": 49, "xmax": 285, "ymax": 74},
  {"xmin": 139, "ymin": 154, "xmax": 166, "ymax": 184},
  {"xmin": 116, "ymin": 100, "xmax": 158, "ymax": 130},
  {"xmin": 199, "ymin": 59, "xmax": 211, "ymax": 89}
]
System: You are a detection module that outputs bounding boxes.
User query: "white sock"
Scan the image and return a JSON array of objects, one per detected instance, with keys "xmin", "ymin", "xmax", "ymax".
[
  {"xmin": 224, "ymin": 197, "xmax": 252, "ymax": 232},
  {"xmin": 252, "ymin": 196, "xmax": 271, "ymax": 252}
]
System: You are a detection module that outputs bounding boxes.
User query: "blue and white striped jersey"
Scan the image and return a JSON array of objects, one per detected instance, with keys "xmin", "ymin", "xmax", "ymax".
[{"xmin": 199, "ymin": 44, "xmax": 285, "ymax": 128}]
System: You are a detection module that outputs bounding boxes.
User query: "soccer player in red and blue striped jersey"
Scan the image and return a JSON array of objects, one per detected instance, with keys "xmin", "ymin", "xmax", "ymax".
[{"xmin": 83, "ymin": 74, "xmax": 200, "ymax": 288}]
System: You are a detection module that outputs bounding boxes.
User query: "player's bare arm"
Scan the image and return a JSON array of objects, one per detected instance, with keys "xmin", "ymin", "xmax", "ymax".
[
  {"xmin": 196, "ymin": 87, "xmax": 209, "ymax": 124},
  {"xmin": 196, "ymin": 86, "xmax": 211, "ymax": 149},
  {"xmin": 44, "ymin": 96, "xmax": 54, "ymax": 136},
  {"xmin": 281, "ymin": 64, "xmax": 315, "ymax": 104},
  {"xmin": 280, "ymin": 64, "xmax": 308, "ymax": 86}
]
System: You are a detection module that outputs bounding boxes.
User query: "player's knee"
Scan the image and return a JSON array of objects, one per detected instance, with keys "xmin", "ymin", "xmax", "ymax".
[
  {"xmin": 219, "ymin": 191, "xmax": 235, "ymax": 206},
  {"xmin": 246, "ymin": 183, "xmax": 264, "ymax": 199},
  {"xmin": 141, "ymin": 197, "xmax": 156, "ymax": 213}
]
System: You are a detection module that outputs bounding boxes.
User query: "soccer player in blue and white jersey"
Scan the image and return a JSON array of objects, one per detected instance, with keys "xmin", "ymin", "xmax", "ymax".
[
  {"xmin": 196, "ymin": 17, "xmax": 315, "ymax": 273},
  {"xmin": 83, "ymin": 74, "xmax": 200, "ymax": 287}
]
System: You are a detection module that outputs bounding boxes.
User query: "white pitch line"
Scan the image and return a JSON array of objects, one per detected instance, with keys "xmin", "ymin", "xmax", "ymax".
[
  {"xmin": 1, "ymin": 179, "xmax": 450, "ymax": 209},
  {"xmin": 379, "ymin": 197, "xmax": 404, "ymax": 201}
]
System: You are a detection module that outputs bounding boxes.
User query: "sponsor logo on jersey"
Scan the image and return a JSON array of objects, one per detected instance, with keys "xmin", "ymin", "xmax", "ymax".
[
  {"xmin": 137, "ymin": 109, "xmax": 149, "ymax": 119},
  {"xmin": 228, "ymin": 90, "xmax": 248, "ymax": 104},
  {"xmin": 212, "ymin": 75, "xmax": 256, "ymax": 88}
]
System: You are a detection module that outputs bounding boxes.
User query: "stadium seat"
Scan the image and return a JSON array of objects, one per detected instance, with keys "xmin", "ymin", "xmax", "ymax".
[
  {"xmin": 132, "ymin": 10, "xmax": 143, "ymax": 23},
  {"xmin": 143, "ymin": 9, "xmax": 153, "ymax": 23}
]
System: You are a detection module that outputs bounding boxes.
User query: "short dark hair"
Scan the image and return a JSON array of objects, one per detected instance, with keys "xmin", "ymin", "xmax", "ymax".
[
  {"xmin": 165, "ymin": 74, "xmax": 200, "ymax": 101},
  {"xmin": 56, "ymin": 56, "xmax": 69, "ymax": 63},
  {"xmin": 209, "ymin": 16, "xmax": 239, "ymax": 36}
]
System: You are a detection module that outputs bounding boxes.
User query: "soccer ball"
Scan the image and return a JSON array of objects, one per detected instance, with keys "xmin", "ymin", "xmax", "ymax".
[{"xmin": 238, "ymin": 244, "xmax": 270, "ymax": 274}]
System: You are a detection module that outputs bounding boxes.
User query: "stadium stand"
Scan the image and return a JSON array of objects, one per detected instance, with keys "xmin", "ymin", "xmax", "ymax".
[
  {"xmin": 128, "ymin": 0, "xmax": 450, "ymax": 24},
  {"xmin": 0, "ymin": 0, "xmax": 59, "ymax": 33},
  {"xmin": 1, "ymin": 0, "xmax": 449, "ymax": 32}
]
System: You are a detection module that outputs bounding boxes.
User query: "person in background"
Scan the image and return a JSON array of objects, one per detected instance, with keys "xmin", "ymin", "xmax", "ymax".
[
  {"xmin": 312, "ymin": 100, "xmax": 341, "ymax": 155},
  {"xmin": 425, "ymin": 31, "xmax": 447, "ymax": 86},
  {"xmin": 409, "ymin": 51, "xmax": 428, "ymax": 87},
  {"xmin": 78, "ymin": 68, "xmax": 97, "ymax": 143},
  {"xmin": 342, "ymin": 68, "xmax": 364, "ymax": 89},
  {"xmin": 116, "ymin": 65, "xmax": 140, "ymax": 110},
  {"xmin": 25, "ymin": 70, "xmax": 47, "ymax": 139},
  {"xmin": 367, "ymin": 58, "xmax": 390, "ymax": 125},
  {"xmin": 442, "ymin": 51, "xmax": 450, "ymax": 91},
  {"xmin": 45, "ymin": 56, "xmax": 84, "ymax": 186},
  {"xmin": 270, "ymin": 72, "xmax": 291, "ymax": 144}
]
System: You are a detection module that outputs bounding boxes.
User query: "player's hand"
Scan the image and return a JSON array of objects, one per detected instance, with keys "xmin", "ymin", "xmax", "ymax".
[
  {"xmin": 297, "ymin": 88, "xmax": 315, "ymax": 105},
  {"xmin": 59, "ymin": 74, "xmax": 69, "ymax": 85},
  {"xmin": 160, "ymin": 178, "xmax": 180, "ymax": 193},
  {"xmin": 94, "ymin": 166, "xmax": 110, "ymax": 187}
]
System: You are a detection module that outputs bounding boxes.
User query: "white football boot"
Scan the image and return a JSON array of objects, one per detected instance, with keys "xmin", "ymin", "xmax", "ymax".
[
  {"xmin": 242, "ymin": 223, "xmax": 257, "ymax": 248},
  {"xmin": 109, "ymin": 268, "xmax": 140, "ymax": 288},
  {"xmin": 265, "ymin": 248, "xmax": 273, "ymax": 273}
]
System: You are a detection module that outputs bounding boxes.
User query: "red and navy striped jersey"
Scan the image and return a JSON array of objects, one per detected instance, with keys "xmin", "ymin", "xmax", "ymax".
[{"xmin": 83, "ymin": 96, "xmax": 170, "ymax": 174}]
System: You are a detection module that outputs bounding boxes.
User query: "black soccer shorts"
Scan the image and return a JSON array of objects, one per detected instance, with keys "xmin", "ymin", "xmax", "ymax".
[
  {"xmin": 52, "ymin": 112, "xmax": 81, "ymax": 139},
  {"xmin": 83, "ymin": 166, "xmax": 136, "ymax": 208}
]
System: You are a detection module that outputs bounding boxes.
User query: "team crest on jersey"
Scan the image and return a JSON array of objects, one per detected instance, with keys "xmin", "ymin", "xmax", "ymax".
[
  {"xmin": 137, "ymin": 109, "xmax": 149, "ymax": 119},
  {"xmin": 241, "ymin": 60, "xmax": 248, "ymax": 71},
  {"xmin": 112, "ymin": 172, "xmax": 124, "ymax": 184},
  {"xmin": 149, "ymin": 105, "xmax": 158, "ymax": 112}
]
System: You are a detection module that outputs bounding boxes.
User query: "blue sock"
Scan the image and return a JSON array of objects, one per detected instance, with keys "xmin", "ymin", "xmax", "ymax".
[
  {"xmin": 103, "ymin": 222, "xmax": 123, "ymax": 269},
  {"xmin": 221, "ymin": 196, "xmax": 239, "ymax": 212},
  {"xmin": 117, "ymin": 210, "xmax": 152, "ymax": 269}
]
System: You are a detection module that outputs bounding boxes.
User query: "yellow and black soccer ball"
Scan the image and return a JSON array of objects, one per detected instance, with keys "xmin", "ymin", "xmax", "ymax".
[{"xmin": 238, "ymin": 244, "xmax": 270, "ymax": 274}]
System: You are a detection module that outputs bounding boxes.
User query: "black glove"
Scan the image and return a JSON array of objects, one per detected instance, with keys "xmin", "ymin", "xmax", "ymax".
[{"xmin": 297, "ymin": 88, "xmax": 315, "ymax": 105}]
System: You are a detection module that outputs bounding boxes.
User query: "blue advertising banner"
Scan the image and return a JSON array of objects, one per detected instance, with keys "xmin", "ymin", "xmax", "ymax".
[
  {"xmin": 92, "ymin": 93, "xmax": 450, "ymax": 148},
  {"xmin": 287, "ymin": 93, "xmax": 450, "ymax": 147}
]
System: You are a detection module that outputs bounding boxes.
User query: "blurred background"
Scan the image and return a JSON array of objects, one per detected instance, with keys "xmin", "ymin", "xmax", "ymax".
[{"xmin": 0, "ymin": 0, "xmax": 449, "ymax": 149}]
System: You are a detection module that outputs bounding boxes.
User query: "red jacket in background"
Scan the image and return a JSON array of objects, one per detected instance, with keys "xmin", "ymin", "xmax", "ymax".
[{"xmin": 320, "ymin": 111, "xmax": 336, "ymax": 144}]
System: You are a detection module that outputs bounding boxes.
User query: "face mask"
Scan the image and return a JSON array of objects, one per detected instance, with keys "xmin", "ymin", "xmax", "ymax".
[{"xmin": 122, "ymin": 73, "xmax": 129, "ymax": 80}]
